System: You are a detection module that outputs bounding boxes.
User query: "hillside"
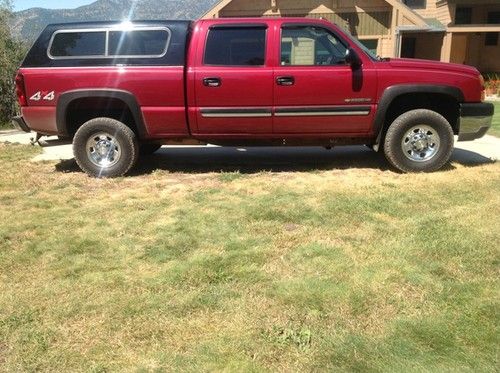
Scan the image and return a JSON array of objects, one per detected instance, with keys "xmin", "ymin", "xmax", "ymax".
[{"xmin": 11, "ymin": 0, "xmax": 219, "ymax": 42}]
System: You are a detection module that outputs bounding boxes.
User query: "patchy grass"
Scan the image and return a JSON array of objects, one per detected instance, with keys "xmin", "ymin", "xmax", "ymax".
[
  {"xmin": 0, "ymin": 143, "xmax": 499, "ymax": 372},
  {"xmin": 489, "ymin": 101, "xmax": 500, "ymax": 137}
]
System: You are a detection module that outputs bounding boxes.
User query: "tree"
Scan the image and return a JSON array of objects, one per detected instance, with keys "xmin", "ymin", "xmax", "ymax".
[{"xmin": 0, "ymin": 0, "xmax": 25, "ymax": 126}]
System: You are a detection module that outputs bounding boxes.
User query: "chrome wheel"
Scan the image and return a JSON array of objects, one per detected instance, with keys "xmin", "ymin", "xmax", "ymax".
[
  {"xmin": 401, "ymin": 125, "xmax": 440, "ymax": 162},
  {"xmin": 86, "ymin": 132, "xmax": 122, "ymax": 168}
]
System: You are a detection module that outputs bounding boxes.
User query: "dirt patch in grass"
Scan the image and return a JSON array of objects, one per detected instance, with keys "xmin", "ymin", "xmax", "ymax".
[{"xmin": 0, "ymin": 342, "xmax": 7, "ymax": 365}]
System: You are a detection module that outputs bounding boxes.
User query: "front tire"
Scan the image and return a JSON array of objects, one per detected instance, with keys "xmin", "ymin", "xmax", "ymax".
[
  {"xmin": 73, "ymin": 117, "xmax": 139, "ymax": 178},
  {"xmin": 383, "ymin": 109, "xmax": 454, "ymax": 173}
]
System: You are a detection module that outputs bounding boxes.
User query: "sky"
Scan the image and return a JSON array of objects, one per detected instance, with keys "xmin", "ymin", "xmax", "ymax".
[{"xmin": 14, "ymin": 0, "xmax": 95, "ymax": 11}]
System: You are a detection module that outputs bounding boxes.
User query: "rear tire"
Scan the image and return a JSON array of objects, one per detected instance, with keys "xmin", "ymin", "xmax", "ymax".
[
  {"xmin": 383, "ymin": 109, "xmax": 454, "ymax": 173},
  {"xmin": 73, "ymin": 117, "xmax": 139, "ymax": 178}
]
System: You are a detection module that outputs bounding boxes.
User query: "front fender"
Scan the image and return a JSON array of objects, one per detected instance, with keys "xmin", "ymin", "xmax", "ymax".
[{"xmin": 372, "ymin": 84, "xmax": 465, "ymax": 148}]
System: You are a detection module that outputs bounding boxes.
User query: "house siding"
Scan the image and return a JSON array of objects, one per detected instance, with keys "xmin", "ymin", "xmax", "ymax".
[
  {"xmin": 308, "ymin": 12, "xmax": 391, "ymax": 36},
  {"xmin": 436, "ymin": 2, "xmax": 452, "ymax": 25},
  {"xmin": 203, "ymin": 0, "xmax": 500, "ymax": 72},
  {"xmin": 410, "ymin": 0, "xmax": 438, "ymax": 18}
]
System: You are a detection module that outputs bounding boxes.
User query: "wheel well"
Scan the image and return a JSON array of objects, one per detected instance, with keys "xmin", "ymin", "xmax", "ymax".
[
  {"xmin": 383, "ymin": 93, "xmax": 460, "ymax": 136},
  {"xmin": 65, "ymin": 97, "xmax": 138, "ymax": 138}
]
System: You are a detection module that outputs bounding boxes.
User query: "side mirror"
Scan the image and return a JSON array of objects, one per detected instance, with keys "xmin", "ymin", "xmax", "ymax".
[{"xmin": 345, "ymin": 48, "xmax": 362, "ymax": 68}]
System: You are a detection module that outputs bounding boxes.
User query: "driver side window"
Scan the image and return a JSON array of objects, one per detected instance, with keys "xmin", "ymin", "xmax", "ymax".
[{"xmin": 281, "ymin": 26, "xmax": 347, "ymax": 66}]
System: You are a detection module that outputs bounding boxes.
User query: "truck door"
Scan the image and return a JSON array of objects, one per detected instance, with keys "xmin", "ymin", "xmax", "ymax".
[
  {"xmin": 191, "ymin": 23, "xmax": 274, "ymax": 135},
  {"xmin": 273, "ymin": 24, "xmax": 377, "ymax": 134}
]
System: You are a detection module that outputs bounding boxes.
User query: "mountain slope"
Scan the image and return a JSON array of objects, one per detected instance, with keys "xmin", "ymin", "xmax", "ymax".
[{"xmin": 12, "ymin": 0, "xmax": 219, "ymax": 42}]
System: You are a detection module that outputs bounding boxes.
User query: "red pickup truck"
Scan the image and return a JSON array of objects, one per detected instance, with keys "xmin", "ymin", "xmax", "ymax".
[{"xmin": 13, "ymin": 18, "xmax": 494, "ymax": 177}]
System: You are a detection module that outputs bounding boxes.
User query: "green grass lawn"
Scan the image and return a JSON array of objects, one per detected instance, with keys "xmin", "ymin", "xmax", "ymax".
[
  {"xmin": 489, "ymin": 101, "xmax": 500, "ymax": 137},
  {"xmin": 0, "ymin": 144, "xmax": 498, "ymax": 371}
]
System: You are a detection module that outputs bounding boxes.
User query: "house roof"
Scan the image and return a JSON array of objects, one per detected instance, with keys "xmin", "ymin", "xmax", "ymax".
[
  {"xmin": 425, "ymin": 18, "xmax": 446, "ymax": 31},
  {"xmin": 383, "ymin": 0, "xmax": 428, "ymax": 27},
  {"xmin": 202, "ymin": 0, "xmax": 233, "ymax": 19},
  {"xmin": 202, "ymin": 0, "xmax": 429, "ymax": 29}
]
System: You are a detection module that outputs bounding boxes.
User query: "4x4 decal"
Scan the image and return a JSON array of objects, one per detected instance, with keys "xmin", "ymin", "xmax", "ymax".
[{"xmin": 30, "ymin": 91, "xmax": 55, "ymax": 101}]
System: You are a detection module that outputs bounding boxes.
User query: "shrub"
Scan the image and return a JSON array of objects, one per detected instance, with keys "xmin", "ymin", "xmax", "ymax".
[{"xmin": 484, "ymin": 73, "xmax": 500, "ymax": 96}]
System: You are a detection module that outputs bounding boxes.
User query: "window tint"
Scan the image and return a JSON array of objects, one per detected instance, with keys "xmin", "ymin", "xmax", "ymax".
[
  {"xmin": 108, "ymin": 30, "xmax": 169, "ymax": 57},
  {"xmin": 50, "ymin": 31, "xmax": 106, "ymax": 57},
  {"xmin": 204, "ymin": 27, "xmax": 266, "ymax": 66},
  {"xmin": 281, "ymin": 26, "xmax": 347, "ymax": 66}
]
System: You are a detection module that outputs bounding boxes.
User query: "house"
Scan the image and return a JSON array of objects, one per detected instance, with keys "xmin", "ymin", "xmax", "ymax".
[{"xmin": 202, "ymin": 0, "xmax": 500, "ymax": 72}]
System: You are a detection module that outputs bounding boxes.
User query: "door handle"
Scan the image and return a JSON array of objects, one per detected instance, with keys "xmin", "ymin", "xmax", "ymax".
[
  {"xmin": 203, "ymin": 77, "xmax": 222, "ymax": 87},
  {"xmin": 276, "ymin": 76, "xmax": 295, "ymax": 86}
]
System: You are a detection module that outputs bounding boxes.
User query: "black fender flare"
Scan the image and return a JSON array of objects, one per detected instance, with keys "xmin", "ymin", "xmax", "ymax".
[
  {"xmin": 373, "ymin": 85, "xmax": 464, "ymax": 147},
  {"xmin": 56, "ymin": 89, "xmax": 147, "ymax": 138}
]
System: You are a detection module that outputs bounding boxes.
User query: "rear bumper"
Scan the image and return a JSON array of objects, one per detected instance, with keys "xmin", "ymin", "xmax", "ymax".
[
  {"xmin": 458, "ymin": 103, "xmax": 494, "ymax": 141},
  {"xmin": 12, "ymin": 116, "xmax": 31, "ymax": 133}
]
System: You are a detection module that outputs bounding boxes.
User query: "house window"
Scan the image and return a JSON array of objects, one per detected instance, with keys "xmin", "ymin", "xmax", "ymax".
[
  {"xmin": 403, "ymin": 0, "xmax": 426, "ymax": 9},
  {"xmin": 487, "ymin": 11, "xmax": 500, "ymax": 24},
  {"xmin": 485, "ymin": 12, "xmax": 500, "ymax": 46},
  {"xmin": 455, "ymin": 7, "xmax": 472, "ymax": 25},
  {"xmin": 360, "ymin": 39, "xmax": 378, "ymax": 56}
]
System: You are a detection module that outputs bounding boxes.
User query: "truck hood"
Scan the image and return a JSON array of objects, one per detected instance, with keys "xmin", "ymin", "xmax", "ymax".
[{"xmin": 387, "ymin": 58, "xmax": 479, "ymax": 77}]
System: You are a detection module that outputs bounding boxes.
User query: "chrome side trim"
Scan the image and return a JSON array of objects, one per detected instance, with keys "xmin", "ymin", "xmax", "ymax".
[
  {"xmin": 20, "ymin": 65, "xmax": 184, "ymax": 70},
  {"xmin": 202, "ymin": 113, "xmax": 273, "ymax": 118},
  {"xmin": 275, "ymin": 106, "xmax": 371, "ymax": 117},
  {"xmin": 47, "ymin": 26, "xmax": 171, "ymax": 60},
  {"xmin": 104, "ymin": 30, "xmax": 109, "ymax": 56},
  {"xmin": 201, "ymin": 108, "xmax": 272, "ymax": 118},
  {"xmin": 344, "ymin": 98, "xmax": 372, "ymax": 103},
  {"xmin": 200, "ymin": 106, "xmax": 371, "ymax": 118},
  {"xmin": 275, "ymin": 111, "xmax": 370, "ymax": 117}
]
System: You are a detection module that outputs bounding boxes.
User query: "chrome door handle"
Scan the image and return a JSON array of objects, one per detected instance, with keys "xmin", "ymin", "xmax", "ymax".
[
  {"xmin": 276, "ymin": 76, "xmax": 295, "ymax": 86},
  {"xmin": 203, "ymin": 77, "xmax": 222, "ymax": 87}
]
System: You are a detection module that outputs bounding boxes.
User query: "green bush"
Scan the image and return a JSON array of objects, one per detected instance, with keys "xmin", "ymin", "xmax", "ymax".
[{"xmin": 0, "ymin": 1, "xmax": 27, "ymax": 127}]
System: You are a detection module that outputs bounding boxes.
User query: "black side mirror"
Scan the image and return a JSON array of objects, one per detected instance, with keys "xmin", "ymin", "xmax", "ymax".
[{"xmin": 345, "ymin": 48, "xmax": 362, "ymax": 68}]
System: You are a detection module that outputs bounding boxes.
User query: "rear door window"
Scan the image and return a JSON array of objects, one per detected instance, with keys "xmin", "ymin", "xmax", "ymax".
[{"xmin": 204, "ymin": 26, "xmax": 267, "ymax": 66}]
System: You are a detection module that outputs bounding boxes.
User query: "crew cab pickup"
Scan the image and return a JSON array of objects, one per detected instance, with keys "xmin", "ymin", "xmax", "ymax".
[{"xmin": 13, "ymin": 18, "xmax": 494, "ymax": 177}]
